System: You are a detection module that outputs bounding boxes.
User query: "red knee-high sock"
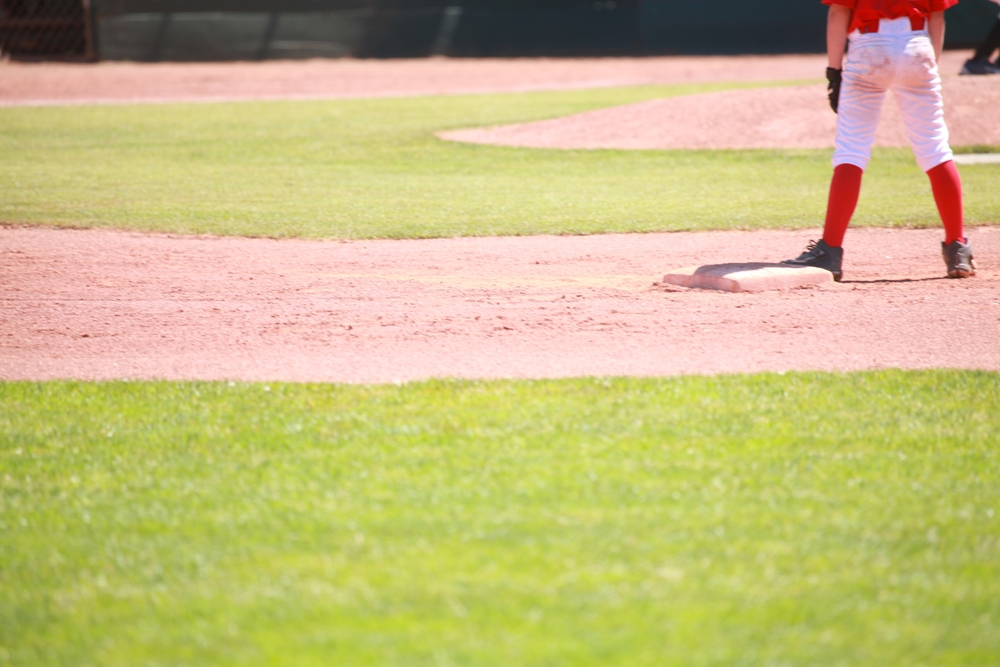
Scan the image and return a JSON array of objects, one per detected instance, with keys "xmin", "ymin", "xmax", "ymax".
[
  {"xmin": 927, "ymin": 160, "xmax": 964, "ymax": 245},
  {"xmin": 822, "ymin": 164, "xmax": 864, "ymax": 248}
]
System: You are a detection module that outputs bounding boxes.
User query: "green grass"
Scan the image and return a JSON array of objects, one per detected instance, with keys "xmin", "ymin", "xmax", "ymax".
[
  {"xmin": 3, "ymin": 371, "xmax": 999, "ymax": 666},
  {"xmin": 953, "ymin": 145, "xmax": 1000, "ymax": 154},
  {"xmin": 2, "ymin": 84, "xmax": 997, "ymax": 239}
]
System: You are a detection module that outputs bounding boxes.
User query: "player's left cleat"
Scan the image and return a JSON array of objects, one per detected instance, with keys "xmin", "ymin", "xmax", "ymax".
[
  {"xmin": 942, "ymin": 239, "xmax": 976, "ymax": 278},
  {"xmin": 782, "ymin": 239, "xmax": 844, "ymax": 282}
]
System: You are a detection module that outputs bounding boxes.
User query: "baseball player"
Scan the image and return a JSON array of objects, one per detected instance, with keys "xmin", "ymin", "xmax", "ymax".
[{"xmin": 783, "ymin": 0, "xmax": 974, "ymax": 280}]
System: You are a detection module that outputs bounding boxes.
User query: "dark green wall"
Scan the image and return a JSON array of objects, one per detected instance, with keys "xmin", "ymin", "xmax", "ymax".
[{"xmin": 91, "ymin": 0, "xmax": 1000, "ymax": 60}]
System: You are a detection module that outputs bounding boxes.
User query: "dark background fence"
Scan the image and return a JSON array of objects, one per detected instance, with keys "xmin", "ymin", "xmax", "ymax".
[
  {"xmin": 0, "ymin": 0, "xmax": 95, "ymax": 59},
  {"xmin": 2, "ymin": 0, "xmax": 998, "ymax": 61}
]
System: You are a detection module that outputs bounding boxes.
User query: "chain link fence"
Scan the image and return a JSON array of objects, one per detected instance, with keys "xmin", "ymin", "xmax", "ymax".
[{"xmin": 0, "ymin": 0, "xmax": 95, "ymax": 60}]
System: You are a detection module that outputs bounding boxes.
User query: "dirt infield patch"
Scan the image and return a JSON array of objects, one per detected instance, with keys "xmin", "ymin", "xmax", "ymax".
[
  {"xmin": 440, "ymin": 76, "xmax": 1000, "ymax": 150},
  {"xmin": 1, "ymin": 55, "xmax": 834, "ymax": 106},
  {"xmin": 2, "ymin": 226, "xmax": 998, "ymax": 383},
  {"xmin": 1, "ymin": 52, "xmax": 972, "ymax": 108}
]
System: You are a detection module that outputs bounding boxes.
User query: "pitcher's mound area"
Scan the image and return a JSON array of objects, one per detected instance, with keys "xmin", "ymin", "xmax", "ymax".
[
  {"xmin": 440, "ymin": 77, "xmax": 1000, "ymax": 151},
  {"xmin": 2, "ymin": 226, "xmax": 998, "ymax": 383}
]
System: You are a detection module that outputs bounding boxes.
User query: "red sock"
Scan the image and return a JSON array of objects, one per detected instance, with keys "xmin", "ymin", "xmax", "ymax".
[
  {"xmin": 822, "ymin": 164, "xmax": 864, "ymax": 248},
  {"xmin": 927, "ymin": 160, "xmax": 965, "ymax": 245}
]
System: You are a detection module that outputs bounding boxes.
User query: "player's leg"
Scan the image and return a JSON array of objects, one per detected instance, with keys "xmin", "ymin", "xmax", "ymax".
[
  {"xmin": 822, "ymin": 165, "xmax": 864, "ymax": 249},
  {"xmin": 973, "ymin": 17, "xmax": 1000, "ymax": 62},
  {"xmin": 892, "ymin": 84, "xmax": 963, "ymax": 246},
  {"xmin": 928, "ymin": 162, "xmax": 974, "ymax": 277},
  {"xmin": 783, "ymin": 162, "xmax": 863, "ymax": 281},
  {"xmin": 895, "ymin": 35, "xmax": 974, "ymax": 277},
  {"xmin": 783, "ymin": 42, "xmax": 887, "ymax": 280},
  {"xmin": 825, "ymin": 41, "xmax": 890, "ymax": 248},
  {"xmin": 926, "ymin": 161, "xmax": 964, "ymax": 246},
  {"xmin": 961, "ymin": 16, "xmax": 1000, "ymax": 74}
]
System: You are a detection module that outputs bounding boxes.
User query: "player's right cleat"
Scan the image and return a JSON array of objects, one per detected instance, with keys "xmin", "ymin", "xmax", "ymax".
[
  {"xmin": 782, "ymin": 239, "xmax": 844, "ymax": 282},
  {"xmin": 960, "ymin": 59, "xmax": 1000, "ymax": 75},
  {"xmin": 942, "ymin": 239, "xmax": 976, "ymax": 278}
]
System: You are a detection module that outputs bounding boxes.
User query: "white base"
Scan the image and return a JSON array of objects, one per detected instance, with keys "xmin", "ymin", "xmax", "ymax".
[{"xmin": 662, "ymin": 263, "xmax": 835, "ymax": 293}]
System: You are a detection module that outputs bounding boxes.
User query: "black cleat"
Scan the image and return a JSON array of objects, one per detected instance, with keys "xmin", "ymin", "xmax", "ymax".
[
  {"xmin": 782, "ymin": 239, "xmax": 844, "ymax": 281},
  {"xmin": 942, "ymin": 239, "xmax": 976, "ymax": 278},
  {"xmin": 960, "ymin": 59, "xmax": 1000, "ymax": 75}
]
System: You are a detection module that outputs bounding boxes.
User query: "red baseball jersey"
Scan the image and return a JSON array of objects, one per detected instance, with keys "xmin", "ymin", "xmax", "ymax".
[{"xmin": 823, "ymin": 0, "xmax": 959, "ymax": 33}]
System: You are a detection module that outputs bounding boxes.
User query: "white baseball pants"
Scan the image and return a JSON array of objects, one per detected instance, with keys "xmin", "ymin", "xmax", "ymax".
[{"xmin": 834, "ymin": 17, "xmax": 953, "ymax": 173}]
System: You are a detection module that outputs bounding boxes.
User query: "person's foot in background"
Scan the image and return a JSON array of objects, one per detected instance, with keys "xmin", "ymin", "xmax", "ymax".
[{"xmin": 960, "ymin": 58, "xmax": 1000, "ymax": 74}]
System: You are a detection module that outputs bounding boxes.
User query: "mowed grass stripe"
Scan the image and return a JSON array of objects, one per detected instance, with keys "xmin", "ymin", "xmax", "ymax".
[
  {"xmin": 1, "ymin": 84, "xmax": 998, "ymax": 239},
  {"xmin": 2, "ymin": 371, "xmax": 999, "ymax": 666}
]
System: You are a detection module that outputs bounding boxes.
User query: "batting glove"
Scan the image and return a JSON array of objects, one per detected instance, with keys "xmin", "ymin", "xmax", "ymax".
[{"xmin": 826, "ymin": 67, "xmax": 843, "ymax": 114}]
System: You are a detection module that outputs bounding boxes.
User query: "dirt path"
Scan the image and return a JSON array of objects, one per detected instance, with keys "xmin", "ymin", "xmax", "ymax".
[
  {"xmin": 0, "ymin": 52, "xmax": 971, "ymax": 107},
  {"xmin": 2, "ymin": 226, "xmax": 998, "ymax": 383},
  {"xmin": 0, "ymin": 55, "xmax": 834, "ymax": 105}
]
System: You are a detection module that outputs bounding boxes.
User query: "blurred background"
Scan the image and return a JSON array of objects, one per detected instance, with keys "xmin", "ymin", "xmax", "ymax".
[{"xmin": 1, "ymin": 0, "xmax": 998, "ymax": 62}]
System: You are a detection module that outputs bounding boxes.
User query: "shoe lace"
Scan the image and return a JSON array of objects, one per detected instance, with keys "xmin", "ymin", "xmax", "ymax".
[{"xmin": 802, "ymin": 240, "xmax": 824, "ymax": 257}]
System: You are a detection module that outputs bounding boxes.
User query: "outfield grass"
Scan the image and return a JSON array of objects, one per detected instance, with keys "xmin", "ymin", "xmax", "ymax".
[
  {"xmin": 3, "ymin": 371, "xmax": 999, "ymax": 666},
  {"xmin": 2, "ymin": 84, "xmax": 997, "ymax": 239}
]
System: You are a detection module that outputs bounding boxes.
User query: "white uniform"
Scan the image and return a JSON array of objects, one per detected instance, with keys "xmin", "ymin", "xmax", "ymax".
[{"xmin": 834, "ymin": 16, "xmax": 953, "ymax": 172}]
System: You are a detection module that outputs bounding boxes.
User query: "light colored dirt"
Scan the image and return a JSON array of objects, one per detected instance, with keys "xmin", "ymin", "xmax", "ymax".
[
  {"xmin": 0, "ymin": 55, "xmax": 839, "ymax": 105},
  {"xmin": 2, "ymin": 226, "xmax": 998, "ymax": 383},
  {"xmin": 441, "ymin": 76, "xmax": 1000, "ymax": 150},
  {"xmin": 0, "ymin": 52, "xmax": 971, "ymax": 107}
]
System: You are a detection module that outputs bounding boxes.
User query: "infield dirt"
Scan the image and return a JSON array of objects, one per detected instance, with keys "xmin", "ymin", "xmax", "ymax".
[
  {"xmin": 2, "ymin": 225, "xmax": 998, "ymax": 383},
  {"xmin": 440, "ymin": 76, "xmax": 1000, "ymax": 150},
  {"xmin": 0, "ymin": 51, "xmax": 971, "ymax": 106}
]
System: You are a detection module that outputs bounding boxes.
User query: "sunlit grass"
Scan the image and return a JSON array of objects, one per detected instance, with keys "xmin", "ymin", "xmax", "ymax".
[
  {"xmin": 3, "ymin": 371, "xmax": 999, "ymax": 666},
  {"xmin": 2, "ymin": 84, "xmax": 997, "ymax": 239}
]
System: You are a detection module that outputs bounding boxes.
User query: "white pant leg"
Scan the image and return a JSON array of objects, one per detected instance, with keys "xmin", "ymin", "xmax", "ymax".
[
  {"xmin": 891, "ymin": 34, "xmax": 953, "ymax": 172},
  {"xmin": 833, "ymin": 38, "xmax": 893, "ymax": 170}
]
